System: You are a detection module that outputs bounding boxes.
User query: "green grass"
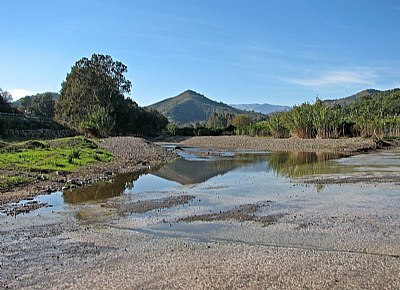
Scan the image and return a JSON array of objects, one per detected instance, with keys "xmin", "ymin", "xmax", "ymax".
[
  {"xmin": 0, "ymin": 136, "xmax": 113, "ymax": 172},
  {"xmin": 0, "ymin": 175, "xmax": 32, "ymax": 190}
]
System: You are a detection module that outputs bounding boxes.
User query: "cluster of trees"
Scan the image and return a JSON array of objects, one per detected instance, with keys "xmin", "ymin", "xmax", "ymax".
[
  {"xmin": 233, "ymin": 89, "xmax": 400, "ymax": 139},
  {"xmin": 55, "ymin": 54, "xmax": 167, "ymax": 137},
  {"xmin": 18, "ymin": 92, "xmax": 56, "ymax": 118},
  {"xmin": 0, "ymin": 88, "xmax": 15, "ymax": 113},
  {"xmin": 2, "ymin": 54, "xmax": 168, "ymax": 138},
  {"xmin": 4, "ymin": 53, "xmax": 400, "ymax": 140},
  {"xmin": 173, "ymin": 88, "xmax": 399, "ymax": 140},
  {"xmin": 55, "ymin": 54, "xmax": 168, "ymax": 137},
  {"xmin": 165, "ymin": 112, "xmax": 255, "ymax": 137},
  {"xmin": 206, "ymin": 112, "xmax": 253, "ymax": 129}
]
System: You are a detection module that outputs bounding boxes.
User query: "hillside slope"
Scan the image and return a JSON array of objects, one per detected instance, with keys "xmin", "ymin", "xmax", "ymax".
[
  {"xmin": 323, "ymin": 89, "xmax": 381, "ymax": 106},
  {"xmin": 148, "ymin": 90, "xmax": 261, "ymax": 124}
]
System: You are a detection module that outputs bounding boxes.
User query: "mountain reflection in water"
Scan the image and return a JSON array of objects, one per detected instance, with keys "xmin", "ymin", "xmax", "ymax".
[
  {"xmin": 153, "ymin": 154, "xmax": 268, "ymax": 185},
  {"xmin": 63, "ymin": 151, "xmax": 347, "ymax": 204}
]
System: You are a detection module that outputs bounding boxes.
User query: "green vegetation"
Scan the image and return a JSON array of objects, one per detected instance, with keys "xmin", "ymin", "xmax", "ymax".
[
  {"xmin": 221, "ymin": 89, "xmax": 400, "ymax": 139},
  {"xmin": 55, "ymin": 53, "xmax": 167, "ymax": 137},
  {"xmin": 0, "ymin": 136, "xmax": 112, "ymax": 172},
  {"xmin": 0, "ymin": 88, "xmax": 18, "ymax": 114},
  {"xmin": 148, "ymin": 90, "xmax": 262, "ymax": 125},
  {"xmin": 267, "ymin": 151, "xmax": 349, "ymax": 177},
  {"xmin": 27, "ymin": 92, "xmax": 56, "ymax": 118},
  {"xmin": 0, "ymin": 175, "xmax": 32, "ymax": 190},
  {"xmin": 12, "ymin": 92, "xmax": 58, "ymax": 118},
  {"xmin": 166, "ymin": 88, "xmax": 400, "ymax": 139},
  {"xmin": 3, "ymin": 54, "xmax": 168, "ymax": 139}
]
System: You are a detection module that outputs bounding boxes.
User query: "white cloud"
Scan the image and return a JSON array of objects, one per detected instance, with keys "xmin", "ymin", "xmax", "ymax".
[
  {"xmin": 9, "ymin": 89, "xmax": 36, "ymax": 100},
  {"xmin": 286, "ymin": 70, "xmax": 377, "ymax": 87}
]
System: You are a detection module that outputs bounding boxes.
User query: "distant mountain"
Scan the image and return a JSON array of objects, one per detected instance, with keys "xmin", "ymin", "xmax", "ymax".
[
  {"xmin": 147, "ymin": 90, "xmax": 262, "ymax": 124},
  {"xmin": 323, "ymin": 89, "xmax": 381, "ymax": 106},
  {"xmin": 230, "ymin": 103, "xmax": 291, "ymax": 114}
]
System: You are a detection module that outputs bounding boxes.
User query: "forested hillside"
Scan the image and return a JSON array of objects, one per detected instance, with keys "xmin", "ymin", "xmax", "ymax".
[{"xmin": 148, "ymin": 90, "xmax": 262, "ymax": 124}]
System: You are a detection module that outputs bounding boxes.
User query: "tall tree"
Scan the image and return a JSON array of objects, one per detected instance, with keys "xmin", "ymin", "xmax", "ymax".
[
  {"xmin": 0, "ymin": 88, "xmax": 14, "ymax": 113},
  {"xmin": 29, "ymin": 92, "xmax": 55, "ymax": 118},
  {"xmin": 55, "ymin": 54, "xmax": 131, "ymax": 129}
]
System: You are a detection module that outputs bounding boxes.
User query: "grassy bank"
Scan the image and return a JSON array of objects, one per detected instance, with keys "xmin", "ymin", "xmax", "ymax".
[{"xmin": 0, "ymin": 136, "xmax": 113, "ymax": 191}]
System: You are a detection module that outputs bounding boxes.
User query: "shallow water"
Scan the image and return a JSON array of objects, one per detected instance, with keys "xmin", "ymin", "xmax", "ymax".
[
  {"xmin": 5, "ymin": 148, "xmax": 398, "ymax": 224},
  {"xmin": 60, "ymin": 150, "xmax": 348, "ymax": 206}
]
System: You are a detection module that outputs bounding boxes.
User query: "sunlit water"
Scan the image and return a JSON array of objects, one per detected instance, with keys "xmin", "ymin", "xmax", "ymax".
[
  {"xmin": 5, "ymin": 148, "xmax": 399, "ymax": 224},
  {"xmin": 3, "ymin": 148, "xmax": 399, "ymax": 257}
]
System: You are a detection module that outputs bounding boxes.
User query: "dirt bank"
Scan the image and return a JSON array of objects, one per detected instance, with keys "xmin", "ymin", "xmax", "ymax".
[
  {"xmin": 1, "ymin": 136, "xmax": 396, "ymax": 212},
  {"xmin": 1, "ymin": 137, "xmax": 399, "ymax": 289},
  {"xmin": 0, "ymin": 137, "xmax": 178, "ymax": 208},
  {"xmin": 172, "ymin": 136, "xmax": 380, "ymax": 152}
]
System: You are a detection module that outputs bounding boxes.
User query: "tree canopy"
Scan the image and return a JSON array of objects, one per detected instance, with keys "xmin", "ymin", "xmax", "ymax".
[
  {"xmin": 56, "ymin": 54, "xmax": 131, "ymax": 128},
  {"xmin": 55, "ymin": 54, "xmax": 167, "ymax": 137},
  {"xmin": 28, "ymin": 92, "xmax": 55, "ymax": 118},
  {"xmin": 0, "ymin": 88, "xmax": 14, "ymax": 113}
]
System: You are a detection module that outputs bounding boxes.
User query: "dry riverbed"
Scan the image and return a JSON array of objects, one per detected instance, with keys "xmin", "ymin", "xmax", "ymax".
[{"xmin": 1, "ymin": 136, "xmax": 399, "ymax": 289}]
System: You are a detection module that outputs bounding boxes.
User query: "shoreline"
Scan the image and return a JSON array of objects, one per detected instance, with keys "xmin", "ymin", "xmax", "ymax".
[
  {"xmin": 1, "ymin": 136, "xmax": 400, "ymax": 289},
  {"xmin": 0, "ymin": 136, "xmax": 397, "ymax": 210},
  {"xmin": 0, "ymin": 137, "xmax": 178, "ymax": 208}
]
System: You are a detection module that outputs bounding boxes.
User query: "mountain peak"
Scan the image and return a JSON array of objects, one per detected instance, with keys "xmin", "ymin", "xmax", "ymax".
[{"xmin": 147, "ymin": 90, "xmax": 261, "ymax": 124}]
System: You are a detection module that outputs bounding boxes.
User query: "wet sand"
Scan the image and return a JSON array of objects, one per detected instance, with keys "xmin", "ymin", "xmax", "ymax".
[{"xmin": 1, "ymin": 137, "xmax": 400, "ymax": 289}]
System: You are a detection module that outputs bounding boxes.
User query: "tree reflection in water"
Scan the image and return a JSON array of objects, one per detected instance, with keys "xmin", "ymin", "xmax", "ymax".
[
  {"xmin": 267, "ymin": 151, "xmax": 349, "ymax": 177},
  {"xmin": 63, "ymin": 151, "xmax": 348, "ymax": 204}
]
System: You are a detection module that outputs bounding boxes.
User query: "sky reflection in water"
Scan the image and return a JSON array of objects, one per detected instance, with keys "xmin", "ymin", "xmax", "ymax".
[{"xmin": 62, "ymin": 150, "xmax": 347, "ymax": 205}]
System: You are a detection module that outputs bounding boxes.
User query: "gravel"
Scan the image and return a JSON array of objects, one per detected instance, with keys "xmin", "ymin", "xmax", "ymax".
[
  {"xmin": 1, "ymin": 136, "xmax": 399, "ymax": 289},
  {"xmin": 176, "ymin": 136, "xmax": 376, "ymax": 152}
]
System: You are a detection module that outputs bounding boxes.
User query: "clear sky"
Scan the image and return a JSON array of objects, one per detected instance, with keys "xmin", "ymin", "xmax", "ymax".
[{"xmin": 1, "ymin": 0, "xmax": 399, "ymax": 106}]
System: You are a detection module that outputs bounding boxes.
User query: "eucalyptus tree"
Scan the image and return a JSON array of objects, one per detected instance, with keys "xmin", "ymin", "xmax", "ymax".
[
  {"xmin": 29, "ymin": 92, "xmax": 55, "ymax": 118},
  {"xmin": 56, "ymin": 54, "xmax": 132, "ymax": 134}
]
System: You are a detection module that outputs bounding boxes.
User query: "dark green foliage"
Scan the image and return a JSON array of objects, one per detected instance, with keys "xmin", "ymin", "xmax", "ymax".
[
  {"xmin": 14, "ymin": 92, "xmax": 59, "ymax": 114},
  {"xmin": 258, "ymin": 88, "xmax": 400, "ymax": 139},
  {"xmin": 29, "ymin": 92, "xmax": 55, "ymax": 118},
  {"xmin": 81, "ymin": 106, "xmax": 115, "ymax": 138},
  {"xmin": 56, "ymin": 54, "xmax": 131, "ymax": 130},
  {"xmin": 206, "ymin": 112, "xmax": 235, "ymax": 129},
  {"xmin": 194, "ymin": 88, "xmax": 400, "ymax": 139},
  {"xmin": 55, "ymin": 54, "xmax": 168, "ymax": 137},
  {"xmin": 0, "ymin": 118, "xmax": 8, "ymax": 136},
  {"xmin": 0, "ymin": 88, "xmax": 15, "ymax": 113}
]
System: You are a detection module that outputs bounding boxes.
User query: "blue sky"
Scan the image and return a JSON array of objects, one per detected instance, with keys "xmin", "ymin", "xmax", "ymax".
[{"xmin": 1, "ymin": 0, "xmax": 399, "ymax": 106}]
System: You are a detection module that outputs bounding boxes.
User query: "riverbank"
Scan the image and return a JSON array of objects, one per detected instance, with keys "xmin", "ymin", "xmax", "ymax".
[
  {"xmin": 0, "ymin": 137, "xmax": 178, "ymax": 208},
  {"xmin": 1, "ymin": 136, "xmax": 397, "ymax": 212},
  {"xmin": 1, "ymin": 140, "xmax": 399, "ymax": 289},
  {"xmin": 172, "ymin": 135, "xmax": 382, "ymax": 152}
]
